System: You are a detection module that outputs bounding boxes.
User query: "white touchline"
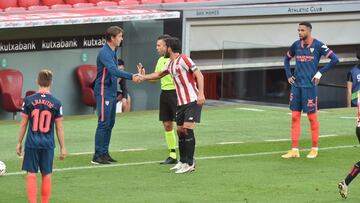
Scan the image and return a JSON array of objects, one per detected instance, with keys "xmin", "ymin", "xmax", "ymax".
[
  {"xmin": 340, "ymin": 117, "xmax": 357, "ymax": 119},
  {"xmin": 319, "ymin": 134, "xmax": 338, "ymax": 138},
  {"xmin": 237, "ymin": 108, "xmax": 265, "ymax": 112},
  {"xmin": 4, "ymin": 145, "xmax": 358, "ymax": 176},
  {"xmin": 264, "ymin": 139, "xmax": 291, "ymax": 142},
  {"xmin": 70, "ymin": 148, "xmax": 147, "ymax": 156},
  {"xmin": 265, "ymin": 134, "xmax": 338, "ymax": 142},
  {"xmin": 217, "ymin": 141, "xmax": 244, "ymax": 145}
]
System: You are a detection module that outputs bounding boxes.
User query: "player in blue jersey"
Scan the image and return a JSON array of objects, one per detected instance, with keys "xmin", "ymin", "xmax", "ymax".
[
  {"xmin": 92, "ymin": 26, "xmax": 141, "ymax": 164},
  {"xmin": 338, "ymin": 49, "xmax": 360, "ymax": 199},
  {"xmin": 346, "ymin": 49, "xmax": 360, "ymax": 108},
  {"xmin": 282, "ymin": 22, "xmax": 339, "ymax": 159},
  {"xmin": 16, "ymin": 69, "xmax": 66, "ymax": 203}
]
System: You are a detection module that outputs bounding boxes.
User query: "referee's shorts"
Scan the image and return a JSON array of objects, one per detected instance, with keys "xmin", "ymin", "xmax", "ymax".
[{"xmin": 159, "ymin": 90, "xmax": 177, "ymax": 122}]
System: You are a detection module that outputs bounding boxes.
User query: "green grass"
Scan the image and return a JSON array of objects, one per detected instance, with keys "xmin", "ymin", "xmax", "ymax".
[{"xmin": 1, "ymin": 105, "xmax": 360, "ymax": 202}]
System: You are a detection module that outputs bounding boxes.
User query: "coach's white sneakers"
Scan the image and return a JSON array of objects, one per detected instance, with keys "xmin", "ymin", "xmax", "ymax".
[
  {"xmin": 338, "ymin": 180, "xmax": 348, "ymax": 199},
  {"xmin": 170, "ymin": 161, "xmax": 184, "ymax": 171},
  {"xmin": 175, "ymin": 163, "xmax": 195, "ymax": 174}
]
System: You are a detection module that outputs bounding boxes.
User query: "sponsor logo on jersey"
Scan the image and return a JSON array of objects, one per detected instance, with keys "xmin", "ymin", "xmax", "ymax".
[{"xmin": 321, "ymin": 44, "xmax": 329, "ymax": 51}]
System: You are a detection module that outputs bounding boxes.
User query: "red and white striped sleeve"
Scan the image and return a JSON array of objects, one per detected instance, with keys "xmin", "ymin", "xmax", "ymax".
[{"xmin": 180, "ymin": 54, "xmax": 197, "ymax": 72}]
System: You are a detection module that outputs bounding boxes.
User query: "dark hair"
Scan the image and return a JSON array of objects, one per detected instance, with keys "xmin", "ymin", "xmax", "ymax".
[
  {"xmin": 299, "ymin": 22, "xmax": 312, "ymax": 29},
  {"xmin": 37, "ymin": 69, "xmax": 53, "ymax": 87},
  {"xmin": 157, "ymin": 34, "xmax": 171, "ymax": 41},
  {"xmin": 164, "ymin": 37, "xmax": 181, "ymax": 53},
  {"xmin": 356, "ymin": 48, "xmax": 360, "ymax": 60},
  {"xmin": 105, "ymin": 26, "xmax": 124, "ymax": 42},
  {"xmin": 118, "ymin": 59, "xmax": 125, "ymax": 66}
]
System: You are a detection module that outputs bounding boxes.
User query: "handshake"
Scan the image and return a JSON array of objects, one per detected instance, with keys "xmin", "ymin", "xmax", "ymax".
[{"xmin": 132, "ymin": 63, "xmax": 146, "ymax": 83}]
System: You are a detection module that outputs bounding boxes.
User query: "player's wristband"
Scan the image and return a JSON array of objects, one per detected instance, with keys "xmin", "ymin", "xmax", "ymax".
[
  {"xmin": 352, "ymin": 91, "xmax": 359, "ymax": 100},
  {"xmin": 314, "ymin": 71, "xmax": 322, "ymax": 79}
]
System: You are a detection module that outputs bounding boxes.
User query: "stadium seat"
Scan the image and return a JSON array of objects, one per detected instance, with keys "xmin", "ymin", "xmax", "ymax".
[
  {"xmin": 118, "ymin": 0, "xmax": 139, "ymax": 6},
  {"xmin": 163, "ymin": 0, "xmax": 184, "ymax": 3},
  {"xmin": 73, "ymin": 2, "xmax": 95, "ymax": 8},
  {"xmin": 64, "ymin": 0, "xmax": 88, "ymax": 4},
  {"xmin": 18, "ymin": 0, "xmax": 40, "ymax": 8},
  {"xmin": 50, "ymin": 4, "xmax": 72, "ymax": 8},
  {"xmin": 4, "ymin": 7, "xmax": 27, "ymax": 12},
  {"xmin": 0, "ymin": 0, "xmax": 17, "ymax": 9},
  {"xmin": 28, "ymin": 5, "xmax": 50, "ymax": 10},
  {"xmin": 0, "ymin": 69, "xmax": 25, "ymax": 119},
  {"xmin": 25, "ymin": 90, "xmax": 36, "ymax": 97},
  {"xmin": 42, "ymin": 0, "xmax": 65, "ymax": 6},
  {"xmin": 76, "ymin": 65, "xmax": 97, "ymax": 109},
  {"xmin": 96, "ymin": 1, "xmax": 118, "ymax": 6},
  {"xmin": 88, "ymin": 0, "xmax": 105, "ymax": 3},
  {"xmin": 139, "ymin": 0, "xmax": 162, "ymax": 4}
]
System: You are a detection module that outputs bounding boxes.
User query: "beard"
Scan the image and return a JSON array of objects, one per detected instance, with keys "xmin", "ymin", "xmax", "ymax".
[
  {"xmin": 164, "ymin": 51, "xmax": 170, "ymax": 58},
  {"xmin": 300, "ymin": 35, "xmax": 308, "ymax": 41}
]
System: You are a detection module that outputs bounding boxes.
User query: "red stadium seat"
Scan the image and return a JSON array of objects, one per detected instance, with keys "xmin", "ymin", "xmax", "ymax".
[
  {"xmin": 73, "ymin": 2, "xmax": 95, "ymax": 7},
  {"xmin": 76, "ymin": 65, "xmax": 97, "ymax": 109},
  {"xmin": 18, "ymin": 0, "xmax": 40, "ymax": 7},
  {"xmin": 0, "ymin": 0, "xmax": 17, "ymax": 9},
  {"xmin": 4, "ymin": 7, "xmax": 26, "ymax": 12},
  {"xmin": 185, "ymin": 0, "xmax": 207, "ymax": 2},
  {"xmin": 139, "ymin": 0, "xmax": 162, "ymax": 4},
  {"xmin": 0, "ymin": 69, "xmax": 25, "ymax": 119},
  {"xmin": 28, "ymin": 5, "xmax": 50, "ymax": 10},
  {"xmin": 96, "ymin": 1, "xmax": 118, "ymax": 6},
  {"xmin": 42, "ymin": 0, "xmax": 65, "ymax": 6},
  {"xmin": 163, "ymin": 0, "xmax": 184, "ymax": 3},
  {"xmin": 88, "ymin": 0, "xmax": 104, "ymax": 3},
  {"xmin": 50, "ymin": 4, "xmax": 72, "ymax": 8},
  {"xmin": 64, "ymin": 0, "xmax": 88, "ymax": 4},
  {"xmin": 118, "ymin": 0, "xmax": 139, "ymax": 6}
]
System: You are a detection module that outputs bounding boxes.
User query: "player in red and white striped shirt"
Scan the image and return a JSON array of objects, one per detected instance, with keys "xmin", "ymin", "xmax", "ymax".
[{"xmin": 138, "ymin": 37, "xmax": 205, "ymax": 174}]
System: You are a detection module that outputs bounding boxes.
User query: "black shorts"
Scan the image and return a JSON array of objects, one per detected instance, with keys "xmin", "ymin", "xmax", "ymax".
[
  {"xmin": 159, "ymin": 90, "xmax": 177, "ymax": 122},
  {"xmin": 176, "ymin": 101, "xmax": 202, "ymax": 126}
]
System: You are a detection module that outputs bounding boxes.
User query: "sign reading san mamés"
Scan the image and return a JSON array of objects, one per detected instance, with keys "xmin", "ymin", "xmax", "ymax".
[{"xmin": 0, "ymin": 35, "xmax": 106, "ymax": 53}]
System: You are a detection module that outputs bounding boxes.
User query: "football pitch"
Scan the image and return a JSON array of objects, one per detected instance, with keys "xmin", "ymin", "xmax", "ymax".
[{"xmin": 1, "ymin": 104, "xmax": 360, "ymax": 202}]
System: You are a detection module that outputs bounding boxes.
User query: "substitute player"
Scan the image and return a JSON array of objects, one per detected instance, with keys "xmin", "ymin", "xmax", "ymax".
[
  {"xmin": 138, "ymin": 37, "xmax": 205, "ymax": 173},
  {"xmin": 282, "ymin": 22, "xmax": 339, "ymax": 159},
  {"xmin": 16, "ymin": 69, "xmax": 66, "ymax": 203},
  {"xmin": 338, "ymin": 49, "xmax": 360, "ymax": 199}
]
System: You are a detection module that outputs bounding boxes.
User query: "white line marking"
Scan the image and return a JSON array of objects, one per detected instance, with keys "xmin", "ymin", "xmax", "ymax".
[
  {"xmin": 320, "ymin": 134, "xmax": 338, "ymax": 138},
  {"xmin": 317, "ymin": 110, "xmax": 329, "ymax": 113},
  {"xmin": 70, "ymin": 148, "xmax": 147, "ymax": 155},
  {"xmin": 340, "ymin": 117, "xmax": 357, "ymax": 119},
  {"xmin": 265, "ymin": 134, "xmax": 338, "ymax": 142},
  {"xmin": 237, "ymin": 108, "xmax": 265, "ymax": 112},
  {"xmin": 217, "ymin": 141, "xmax": 244, "ymax": 145},
  {"xmin": 265, "ymin": 138, "xmax": 290, "ymax": 142},
  {"xmin": 4, "ymin": 145, "xmax": 358, "ymax": 176}
]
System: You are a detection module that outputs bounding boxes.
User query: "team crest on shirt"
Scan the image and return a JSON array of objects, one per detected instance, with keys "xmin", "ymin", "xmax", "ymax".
[
  {"xmin": 307, "ymin": 99, "xmax": 315, "ymax": 108},
  {"xmin": 105, "ymin": 101, "xmax": 109, "ymax": 106},
  {"xmin": 310, "ymin": 48, "xmax": 314, "ymax": 53}
]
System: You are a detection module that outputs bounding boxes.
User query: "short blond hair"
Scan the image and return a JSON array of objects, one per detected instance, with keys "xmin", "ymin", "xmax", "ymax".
[{"xmin": 37, "ymin": 69, "xmax": 53, "ymax": 87}]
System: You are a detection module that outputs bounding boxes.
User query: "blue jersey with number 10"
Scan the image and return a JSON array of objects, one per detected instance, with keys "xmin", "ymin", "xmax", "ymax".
[
  {"xmin": 286, "ymin": 38, "xmax": 335, "ymax": 87},
  {"xmin": 21, "ymin": 92, "xmax": 63, "ymax": 149}
]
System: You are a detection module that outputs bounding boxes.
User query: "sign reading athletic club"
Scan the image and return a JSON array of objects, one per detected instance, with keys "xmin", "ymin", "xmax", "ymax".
[{"xmin": 0, "ymin": 35, "xmax": 106, "ymax": 53}]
